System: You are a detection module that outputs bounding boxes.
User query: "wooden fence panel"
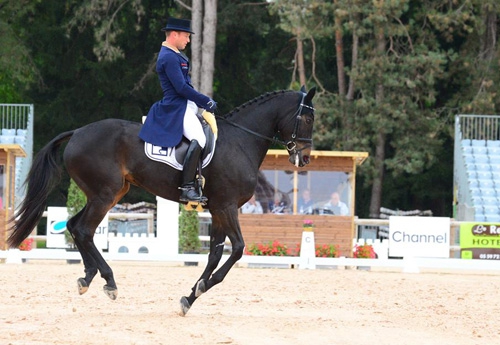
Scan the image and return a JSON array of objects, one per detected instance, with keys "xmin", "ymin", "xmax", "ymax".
[{"xmin": 239, "ymin": 214, "xmax": 354, "ymax": 257}]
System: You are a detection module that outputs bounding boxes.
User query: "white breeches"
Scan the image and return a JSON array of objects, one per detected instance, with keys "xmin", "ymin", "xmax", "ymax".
[{"xmin": 183, "ymin": 101, "xmax": 206, "ymax": 148}]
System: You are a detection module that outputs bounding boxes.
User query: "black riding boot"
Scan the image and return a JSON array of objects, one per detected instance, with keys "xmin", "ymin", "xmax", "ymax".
[{"xmin": 179, "ymin": 140, "xmax": 206, "ymax": 203}]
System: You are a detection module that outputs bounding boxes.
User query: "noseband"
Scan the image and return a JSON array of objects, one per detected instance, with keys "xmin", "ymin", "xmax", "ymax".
[{"xmin": 217, "ymin": 93, "xmax": 315, "ymax": 154}]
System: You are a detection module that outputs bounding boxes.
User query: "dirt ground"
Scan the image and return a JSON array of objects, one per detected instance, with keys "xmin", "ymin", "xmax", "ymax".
[{"xmin": 0, "ymin": 261, "xmax": 499, "ymax": 345}]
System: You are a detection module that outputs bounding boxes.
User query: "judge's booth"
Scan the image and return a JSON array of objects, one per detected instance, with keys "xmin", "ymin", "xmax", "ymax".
[{"xmin": 238, "ymin": 149, "xmax": 368, "ymax": 257}]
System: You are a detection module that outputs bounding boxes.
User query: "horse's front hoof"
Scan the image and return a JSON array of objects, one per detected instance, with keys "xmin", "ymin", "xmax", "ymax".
[
  {"xmin": 103, "ymin": 285, "xmax": 118, "ymax": 300},
  {"xmin": 77, "ymin": 278, "xmax": 88, "ymax": 295},
  {"xmin": 179, "ymin": 296, "xmax": 191, "ymax": 316},
  {"xmin": 195, "ymin": 279, "xmax": 206, "ymax": 297}
]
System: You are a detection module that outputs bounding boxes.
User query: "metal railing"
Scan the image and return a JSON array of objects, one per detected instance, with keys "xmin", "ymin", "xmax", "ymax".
[
  {"xmin": 0, "ymin": 104, "xmax": 34, "ymax": 208},
  {"xmin": 458, "ymin": 114, "xmax": 500, "ymax": 141}
]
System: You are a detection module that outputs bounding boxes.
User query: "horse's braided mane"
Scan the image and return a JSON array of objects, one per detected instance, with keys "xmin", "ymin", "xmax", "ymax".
[{"xmin": 223, "ymin": 89, "xmax": 293, "ymax": 118}]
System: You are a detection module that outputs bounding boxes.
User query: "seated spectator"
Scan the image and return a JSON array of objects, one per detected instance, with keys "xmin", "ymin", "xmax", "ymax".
[
  {"xmin": 271, "ymin": 193, "xmax": 288, "ymax": 214},
  {"xmin": 241, "ymin": 194, "xmax": 263, "ymax": 214},
  {"xmin": 298, "ymin": 189, "xmax": 314, "ymax": 214},
  {"xmin": 323, "ymin": 192, "xmax": 349, "ymax": 216}
]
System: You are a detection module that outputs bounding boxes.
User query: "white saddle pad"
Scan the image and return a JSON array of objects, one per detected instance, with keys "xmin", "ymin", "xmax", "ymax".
[{"xmin": 144, "ymin": 140, "xmax": 216, "ymax": 171}]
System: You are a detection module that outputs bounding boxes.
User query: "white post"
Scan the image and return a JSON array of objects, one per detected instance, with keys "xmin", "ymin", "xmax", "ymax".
[
  {"xmin": 5, "ymin": 249, "xmax": 23, "ymax": 264},
  {"xmin": 299, "ymin": 230, "xmax": 316, "ymax": 269},
  {"xmin": 156, "ymin": 197, "xmax": 179, "ymax": 256}
]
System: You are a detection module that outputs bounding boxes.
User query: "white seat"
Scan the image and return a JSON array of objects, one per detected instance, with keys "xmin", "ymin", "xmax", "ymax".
[
  {"xmin": 486, "ymin": 214, "xmax": 500, "ymax": 222},
  {"xmin": 472, "ymin": 139, "xmax": 487, "ymax": 147},
  {"xmin": 474, "ymin": 146, "xmax": 488, "ymax": 155},
  {"xmin": 1, "ymin": 128, "xmax": 16, "ymax": 136},
  {"xmin": 489, "ymin": 163, "xmax": 500, "ymax": 171},
  {"xmin": 472, "ymin": 196, "xmax": 484, "ymax": 205},
  {"xmin": 466, "ymin": 163, "xmax": 477, "ymax": 173},
  {"xmin": 462, "ymin": 139, "xmax": 472, "ymax": 147},
  {"xmin": 481, "ymin": 197, "xmax": 499, "ymax": 206},
  {"xmin": 475, "ymin": 163, "xmax": 490, "ymax": 172},
  {"xmin": 488, "ymin": 147, "xmax": 500, "ymax": 155},
  {"xmin": 469, "ymin": 179, "xmax": 480, "ymax": 188},
  {"xmin": 488, "ymin": 154, "xmax": 500, "ymax": 163},
  {"xmin": 483, "ymin": 205, "xmax": 500, "ymax": 214},
  {"xmin": 482, "ymin": 196, "xmax": 499, "ymax": 205},
  {"xmin": 475, "ymin": 214, "xmax": 488, "ymax": 222},
  {"xmin": 0, "ymin": 135, "xmax": 15, "ymax": 144},
  {"xmin": 476, "ymin": 171, "xmax": 492, "ymax": 180},
  {"xmin": 14, "ymin": 136, "xmax": 26, "ymax": 145},
  {"xmin": 487, "ymin": 140, "xmax": 500, "ymax": 148},
  {"xmin": 464, "ymin": 153, "xmax": 474, "ymax": 161},
  {"xmin": 481, "ymin": 190, "xmax": 497, "ymax": 200},
  {"xmin": 470, "ymin": 187, "xmax": 482, "ymax": 196},
  {"xmin": 474, "ymin": 154, "xmax": 490, "ymax": 164},
  {"xmin": 16, "ymin": 129, "xmax": 27, "ymax": 136},
  {"xmin": 462, "ymin": 146, "xmax": 474, "ymax": 155},
  {"xmin": 479, "ymin": 180, "xmax": 496, "ymax": 189}
]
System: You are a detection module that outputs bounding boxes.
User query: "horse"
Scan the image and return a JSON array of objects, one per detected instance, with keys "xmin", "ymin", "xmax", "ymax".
[{"xmin": 7, "ymin": 86, "xmax": 316, "ymax": 316}]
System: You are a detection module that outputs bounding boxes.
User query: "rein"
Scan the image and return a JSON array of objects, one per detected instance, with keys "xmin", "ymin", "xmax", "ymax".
[{"xmin": 216, "ymin": 93, "xmax": 314, "ymax": 154}]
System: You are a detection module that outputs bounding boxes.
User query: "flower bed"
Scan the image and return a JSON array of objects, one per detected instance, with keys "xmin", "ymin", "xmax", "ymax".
[{"xmin": 245, "ymin": 241, "xmax": 340, "ymax": 258}]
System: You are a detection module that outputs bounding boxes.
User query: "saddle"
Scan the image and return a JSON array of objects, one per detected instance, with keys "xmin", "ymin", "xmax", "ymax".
[{"xmin": 143, "ymin": 111, "xmax": 217, "ymax": 171}]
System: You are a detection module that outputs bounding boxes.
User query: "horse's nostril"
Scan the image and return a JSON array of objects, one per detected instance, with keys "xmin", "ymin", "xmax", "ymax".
[{"xmin": 303, "ymin": 155, "xmax": 310, "ymax": 164}]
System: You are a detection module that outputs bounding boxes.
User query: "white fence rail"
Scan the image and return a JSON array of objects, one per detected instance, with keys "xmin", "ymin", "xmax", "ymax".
[{"xmin": 1, "ymin": 249, "xmax": 500, "ymax": 273}]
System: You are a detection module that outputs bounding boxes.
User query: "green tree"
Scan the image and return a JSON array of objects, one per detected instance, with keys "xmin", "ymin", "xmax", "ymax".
[{"xmin": 0, "ymin": 1, "xmax": 41, "ymax": 102}]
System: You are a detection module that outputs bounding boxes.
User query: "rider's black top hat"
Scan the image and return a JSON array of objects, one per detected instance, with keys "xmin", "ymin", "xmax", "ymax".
[{"xmin": 161, "ymin": 18, "xmax": 195, "ymax": 34}]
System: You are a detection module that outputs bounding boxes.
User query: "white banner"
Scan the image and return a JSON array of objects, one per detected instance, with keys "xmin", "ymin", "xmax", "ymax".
[
  {"xmin": 389, "ymin": 216, "xmax": 450, "ymax": 258},
  {"xmin": 46, "ymin": 206, "xmax": 109, "ymax": 250},
  {"xmin": 46, "ymin": 207, "xmax": 69, "ymax": 248}
]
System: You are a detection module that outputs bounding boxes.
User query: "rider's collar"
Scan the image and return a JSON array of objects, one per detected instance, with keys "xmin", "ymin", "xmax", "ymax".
[{"xmin": 162, "ymin": 42, "xmax": 180, "ymax": 53}]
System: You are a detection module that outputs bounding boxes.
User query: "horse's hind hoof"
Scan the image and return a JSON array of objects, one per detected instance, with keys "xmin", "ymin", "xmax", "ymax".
[
  {"xmin": 195, "ymin": 279, "xmax": 206, "ymax": 297},
  {"xmin": 77, "ymin": 278, "xmax": 88, "ymax": 295},
  {"xmin": 179, "ymin": 296, "xmax": 191, "ymax": 316},
  {"xmin": 103, "ymin": 285, "xmax": 118, "ymax": 300}
]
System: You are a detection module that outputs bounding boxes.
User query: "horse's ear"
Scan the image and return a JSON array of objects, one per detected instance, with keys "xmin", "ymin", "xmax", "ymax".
[
  {"xmin": 305, "ymin": 87, "xmax": 316, "ymax": 102},
  {"xmin": 300, "ymin": 85, "xmax": 307, "ymax": 93}
]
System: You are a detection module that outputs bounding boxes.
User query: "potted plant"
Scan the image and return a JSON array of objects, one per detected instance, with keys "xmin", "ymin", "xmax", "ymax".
[
  {"xmin": 65, "ymin": 178, "xmax": 86, "ymax": 264},
  {"xmin": 303, "ymin": 219, "xmax": 314, "ymax": 231},
  {"xmin": 179, "ymin": 206, "xmax": 201, "ymax": 266},
  {"xmin": 353, "ymin": 243, "xmax": 377, "ymax": 270}
]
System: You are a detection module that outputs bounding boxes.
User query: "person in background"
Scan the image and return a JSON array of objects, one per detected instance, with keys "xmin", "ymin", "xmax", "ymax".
[
  {"xmin": 298, "ymin": 189, "xmax": 314, "ymax": 214},
  {"xmin": 323, "ymin": 191, "xmax": 349, "ymax": 216},
  {"xmin": 241, "ymin": 194, "xmax": 263, "ymax": 214},
  {"xmin": 271, "ymin": 193, "xmax": 288, "ymax": 214}
]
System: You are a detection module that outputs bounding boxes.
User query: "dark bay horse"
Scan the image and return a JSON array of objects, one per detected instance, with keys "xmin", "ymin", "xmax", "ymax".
[{"xmin": 7, "ymin": 87, "xmax": 316, "ymax": 316}]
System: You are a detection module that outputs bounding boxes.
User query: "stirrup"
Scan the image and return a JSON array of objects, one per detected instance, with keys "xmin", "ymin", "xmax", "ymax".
[{"xmin": 179, "ymin": 186, "xmax": 207, "ymax": 204}]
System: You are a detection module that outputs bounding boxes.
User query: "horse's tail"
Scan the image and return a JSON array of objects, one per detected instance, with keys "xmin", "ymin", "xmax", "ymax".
[{"xmin": 7, "ymin": 130, "xmax": 75, "ymax": 248}]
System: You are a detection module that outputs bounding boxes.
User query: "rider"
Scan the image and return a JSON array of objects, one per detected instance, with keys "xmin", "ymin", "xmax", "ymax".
[{"xmin": 139, "ymin": 17, "xmax": 217, "ymax": 203}]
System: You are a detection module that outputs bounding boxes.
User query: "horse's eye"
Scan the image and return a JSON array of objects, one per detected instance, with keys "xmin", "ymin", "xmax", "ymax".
[{"xmin": 306, "ymin": 118, "xmax": 312, "ymax": 125}]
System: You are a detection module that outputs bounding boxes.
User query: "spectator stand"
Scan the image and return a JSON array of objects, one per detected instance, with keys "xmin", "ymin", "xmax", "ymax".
[{"xmin": 239, "ymin": 149, "xmax": 369, "ymax": 257}]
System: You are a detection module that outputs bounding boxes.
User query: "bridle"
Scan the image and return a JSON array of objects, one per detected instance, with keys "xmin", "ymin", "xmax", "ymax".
[{"xmin": 216, "ymin": 93, "xmax": 315, "ymax": 155}]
